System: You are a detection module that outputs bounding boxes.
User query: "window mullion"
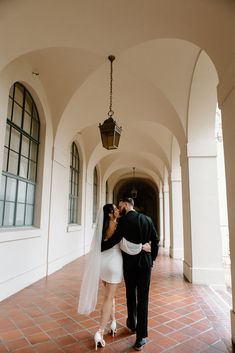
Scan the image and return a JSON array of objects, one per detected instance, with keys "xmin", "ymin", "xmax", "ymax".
[
  {"xmin": 13, "ymin": 179, "xmax": 19, "ymax": 226},
  {"xmin": 1, "ymin": 176, "xmax": 7, "ymax": 226}
]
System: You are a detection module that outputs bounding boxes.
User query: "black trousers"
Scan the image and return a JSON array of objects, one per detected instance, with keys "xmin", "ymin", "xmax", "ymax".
[{"xmin": 122, "ymin": 252, "xmax": 152, "ymax": 339}]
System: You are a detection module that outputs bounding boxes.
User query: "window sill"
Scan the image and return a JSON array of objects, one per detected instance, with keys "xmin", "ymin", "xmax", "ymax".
[
  {"xmin": 0, "ymin": 227, "xmax": 41, "ymax": 243},
  {"xmin": 67, "ymin": 224, "xmax": 81, "ymax": 233}
]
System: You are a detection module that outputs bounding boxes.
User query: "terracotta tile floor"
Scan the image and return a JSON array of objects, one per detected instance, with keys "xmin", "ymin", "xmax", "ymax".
[{"xmin": 0, "ymin": 249, "xmax": 233, "ymax": 352}]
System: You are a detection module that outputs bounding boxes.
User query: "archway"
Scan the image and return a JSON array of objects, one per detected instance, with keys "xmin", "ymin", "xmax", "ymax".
[{"xmin": 114, "ymin": 178, "xmax": 159, "ymax": 235}]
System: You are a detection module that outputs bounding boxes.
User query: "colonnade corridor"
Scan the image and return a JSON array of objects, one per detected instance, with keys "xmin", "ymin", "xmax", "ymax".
[{"xmin": 0, "ymin": 249, "xmax": 232, "ymax": 353}]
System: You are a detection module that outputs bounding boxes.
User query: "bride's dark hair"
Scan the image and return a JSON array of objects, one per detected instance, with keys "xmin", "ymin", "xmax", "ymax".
[{"xmin": 102, "ymin": 203, "xmax": 114, "ymax": 239}]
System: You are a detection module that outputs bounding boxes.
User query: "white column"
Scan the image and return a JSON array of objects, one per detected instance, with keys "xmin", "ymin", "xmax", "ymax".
[
  {"xmin": 186, "ymin": 143, "xmax": 224, "ymax": 285},
  {"xmin": 163, "ymin": 183, "xmax": 170, "ymax": 251},
  {"xmin": 170, "ymin": 177, "xmax": 184, "ymax": 259},
  {"xmin": 180, "ymin": 153, "xmax": 193, "ymax": 282},
  {"xmin": 159, "ymin": 191, "xmax": 164, "ymax": 246},
  {"xmin": 219, "ymin": 87, "xmax": 235, "ymax": 343}
]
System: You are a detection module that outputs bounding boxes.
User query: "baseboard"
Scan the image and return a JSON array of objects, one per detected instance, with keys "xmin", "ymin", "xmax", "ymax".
[
  {"xmin": 0, "ymin": 264, "xmax": 47, "ymax": 302},
  {"xmin": 183, "ymin": 261, "xmax": 225, "ymax": 285},
  {"xmin": 0, "ymin": 248, "xmax": 86, "ymax": 302},
  {"xmin": 47, "ymin": 248, "xmax": 84, "ymax": 275}
]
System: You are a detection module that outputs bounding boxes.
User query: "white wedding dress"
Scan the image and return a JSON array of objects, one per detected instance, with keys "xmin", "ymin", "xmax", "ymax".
[{"xmin": 100, "ymin": 243, "xmax": 123, "ymax": 283}]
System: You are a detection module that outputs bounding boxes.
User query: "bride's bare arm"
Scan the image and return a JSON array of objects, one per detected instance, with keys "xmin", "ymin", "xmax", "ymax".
[
  {"xmin": 103, "ymin": 220, "xmax": 117, "ymax": 241},
  {"xmin": 142, "ymin": 242, "xmax": 151, "ymax": 252}
]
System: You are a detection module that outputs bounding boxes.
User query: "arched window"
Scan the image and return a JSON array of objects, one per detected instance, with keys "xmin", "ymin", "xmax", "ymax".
[
  {"xmin": 93, "ymin": 167, "xmax": 98, "ymax": 222},
  {"xmin": 68, "ymin": 142, "xmax": 80, "ymax": 224},
  {"xmin": 0, "ymin": 82, "xmax": 40, "ymax": 227}
]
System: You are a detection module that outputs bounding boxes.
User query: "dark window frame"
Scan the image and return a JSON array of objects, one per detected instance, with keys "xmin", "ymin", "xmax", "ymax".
[
  {"xmin": 0, "ymin": 82, "xmax": 40, "ymax": 227},
  {"xmin": 93, "ymin": 167, "xmax": 98, "ymax": 223},
  {"xmin": 68, "ymin": 142, "xmax": 80, "ymax": 224}
]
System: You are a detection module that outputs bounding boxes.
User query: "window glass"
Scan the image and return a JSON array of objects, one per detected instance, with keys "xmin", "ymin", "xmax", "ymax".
[
  {"xmin": 13, "ymin": 103, "xmax": 23, "ymax": 127},
  {"xmin": 0, "ymin": 82, "xmax": 40, "ymax": 227},
  {"xmin": 28, "ymin": 161, "xmax": 36, "ymax": 181},
  {"xmin": 4, "ymin": 125, "xmax": 10, "ymax": 148},
  {"xmin": 19, "ymin": 156, "xmax": 28, "ymax": 179},
  {"xmin": 25, "ymin": 204, "xmax": 33, "ymax": 225},
  {"xmin": 14, "ymin": 84, "xmax": 24, "ymax": 106},
  {"xmin": 0, "ymin": 201, "xmax": 3, "ymax": 225},
  {"xmin": 21, "ymin": 135, "xmax": 29, "ymax": 157},
  {"xmin": 15, "ymin": 203, "xmax": 25, "ymax": 226},
  {"xmin": 23, "ymin": 111, "xmax": 31, "ymax": 134},
  {"xmin": 6, "ymin": 177, "xmax": 17, "ymax": 202},
  {"xmin": 10, "ymin": 129, "xmax": 20, "ymax": 153},
  {"xmin": 8, "ymin": 150, "xmax": 19, "ymax": 174},
  {"xmin": 3, "ymin": 201, "xmax": 15, "ymax": 226},
  {"xmin": 93, "ymin": 167, "xmax": 98, "ymax": 222},
  {"xmin": 26, "ymin": 183, "xmax": 35, "ymax": 204},
  {"xmin": 25, "ymin": 92, "xmax": 33, "ymax": 114},
  {"xmin": 17, "ymin": 181, "xmax": 26, "ymax": 203},
  {"xmin": 68, "ymin": 142, "xmax": 80, "ymax": 224},
  {"xmin": 31, "ymin": 119, "xmax": 39, "ymax": 140},
  {"xmin": 3, "ymin": 148, "xmax": 8, "ymax": 172},
  {"xmin": 32, "ymin": 105, "xmax": 39, "ymax": 121},
  {"xmin": 30, "ymin": 142, "xmax": 37, "ymax": 162},
  {"xmin": 0, "ymin": 176, "xmax": 6, "ymax": 200}
]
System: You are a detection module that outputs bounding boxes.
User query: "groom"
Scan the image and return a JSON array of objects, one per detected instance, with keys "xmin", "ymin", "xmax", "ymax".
[{"xmin": 102, "ymin": 197, "xmax": 159, "ymax": 351}]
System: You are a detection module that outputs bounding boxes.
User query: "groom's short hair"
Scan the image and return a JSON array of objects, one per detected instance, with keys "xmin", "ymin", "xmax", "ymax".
[{"xmin": 120, "ymin": 197, "xmax": 134, "ymax": 206}]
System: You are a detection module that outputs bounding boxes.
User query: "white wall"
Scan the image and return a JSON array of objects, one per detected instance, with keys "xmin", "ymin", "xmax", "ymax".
[
  {"xmin": 0, "ymin": 61, "xmax": 53, "ymax": 301},
  {"xmin": 0, "ymin": 63, "xmax": 95, "ymax": 299}
]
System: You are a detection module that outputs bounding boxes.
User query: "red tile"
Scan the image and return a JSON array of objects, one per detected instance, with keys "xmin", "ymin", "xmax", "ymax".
[
  {"xmin": 32, "ymin": 341, "xmax": 59, "ymax": 353},
  {"xmin": 21, "ymin": 326, "xmax": 44, "ymax": 336},
  {"xmin": 27, "ymin": 332, "xmax": 50, "ymax": 345},
  {"xmin": 167, "ymin": 330, "xmax": 189, "ymax": 343},
  {"xmin": 0, "ymin": 329, "xmax": 23, "ymax": 341},
  {"xmin": 54, "ymin": 334, "xmax": 77, "ymax": 346},
  {"xmin": 166, "ymin": 319, "xmax": 186, "ymax": 330},
  {"xmin": 63, "ymin": 342, "xmax": 88, "ymax": 353},
  {"xmin": 47, "ymin": 327, "xmax": 68, "ymax": 338},
  {"xmin": 154, "ymin": 324, "xmax": 175, "ymax": 335},
  {"xmin": 39, "ymin": 321, "xmax": 60, "ymax": 331},
  {"xmin": 0, "ymin": 249, "xmax": 231, "ymax": 353},
  {"xmin": 5, "ymin": 337, "xmax": 30, "ymax": 351},
  {"xmin": 13, "ymin": 348, "xmax": 36, "ymax": 353}
]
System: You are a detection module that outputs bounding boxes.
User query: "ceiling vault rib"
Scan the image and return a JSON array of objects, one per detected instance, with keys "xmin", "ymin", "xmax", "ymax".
[{"xmin": 185, "ymin": 48, "xmax": 202, "ymax": 140}]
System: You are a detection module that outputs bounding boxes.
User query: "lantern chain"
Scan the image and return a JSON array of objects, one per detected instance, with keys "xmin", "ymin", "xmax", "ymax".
[{"xmin": 108, "ymin": 55, "xmax": 115, "ymax": 117}]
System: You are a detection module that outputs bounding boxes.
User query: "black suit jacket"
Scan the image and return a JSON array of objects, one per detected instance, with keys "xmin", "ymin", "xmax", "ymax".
[{"xmin": 101, "ymin": 210, "xmax": 159, "ymax": 262}]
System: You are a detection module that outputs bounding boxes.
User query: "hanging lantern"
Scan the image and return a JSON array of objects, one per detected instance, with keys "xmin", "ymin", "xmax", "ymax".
[{"xmin": 99, "ymin": 55, "xmax": 122, "ymax": 150}]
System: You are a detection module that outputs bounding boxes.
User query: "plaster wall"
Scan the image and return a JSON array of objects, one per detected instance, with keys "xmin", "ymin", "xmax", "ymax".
[{"xmin": 0, "ymin": 63, "xmax": 53, "ymax": 300}]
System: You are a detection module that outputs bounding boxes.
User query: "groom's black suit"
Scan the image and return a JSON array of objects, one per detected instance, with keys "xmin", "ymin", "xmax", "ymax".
[{"xmin": 101, "ymin": 210, "xmax": 159, "ymax": 340}]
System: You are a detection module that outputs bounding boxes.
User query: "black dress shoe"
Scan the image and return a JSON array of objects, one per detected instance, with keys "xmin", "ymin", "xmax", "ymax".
[
  {"xmin": 133, "ymin": 338, "xmax": 147, "ymax": 351},
  {"xmin": 126, "ymin": 318, "xmax": 136, "ymax": 333}
]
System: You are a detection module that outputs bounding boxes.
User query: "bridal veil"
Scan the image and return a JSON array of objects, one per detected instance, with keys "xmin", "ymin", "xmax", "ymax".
[{"xmin": 78, "ymin": 209, "xmax": 103, "ymax": 314}]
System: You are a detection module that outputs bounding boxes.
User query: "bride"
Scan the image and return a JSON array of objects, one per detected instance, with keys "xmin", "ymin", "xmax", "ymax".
[{"xmin": 78, "ymin": 204, "xmax": 121, "ymax": 350}]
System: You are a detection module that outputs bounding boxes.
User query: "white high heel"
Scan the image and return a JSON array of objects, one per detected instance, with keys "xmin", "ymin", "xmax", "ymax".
[
  {"xmin": 94, "ymin": 330, "xmax": 105, "ymax": 350},
  {"xmin": 110, "ymin": 320, "xmax": 117, "ymax": 337}
]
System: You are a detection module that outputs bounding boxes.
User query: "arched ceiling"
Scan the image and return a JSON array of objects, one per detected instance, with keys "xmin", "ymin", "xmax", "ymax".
[
  {"xmin": 1, "ymin": 0, "xmax": 234, "ymax": 184},
  {"xmin": 1, "ymin": 0, "xmax": 234, "ymax": 75}
]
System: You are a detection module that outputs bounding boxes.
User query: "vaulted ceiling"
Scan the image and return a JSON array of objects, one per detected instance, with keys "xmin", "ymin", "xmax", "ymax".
[{"xmin": 0, "ymin": 0, "xmax": 234, "ymax": 184}]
